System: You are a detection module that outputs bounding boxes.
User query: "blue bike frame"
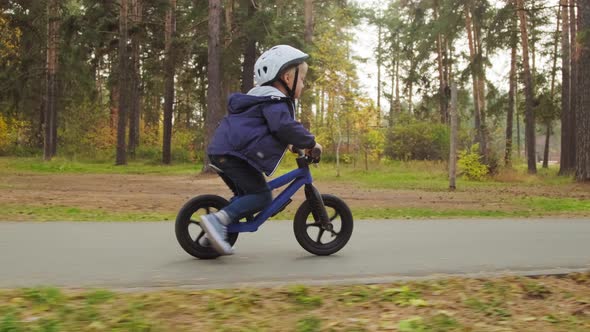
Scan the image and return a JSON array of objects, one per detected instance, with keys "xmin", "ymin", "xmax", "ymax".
[{"xmin": 226, "ymin": 166, "xmax": 313, "ymax": 233}]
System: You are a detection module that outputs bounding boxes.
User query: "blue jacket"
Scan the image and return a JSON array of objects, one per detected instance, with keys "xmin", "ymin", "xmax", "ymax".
[{"xmin": 207, "ymin": 86, "xmax": 316, "ymax": 176}]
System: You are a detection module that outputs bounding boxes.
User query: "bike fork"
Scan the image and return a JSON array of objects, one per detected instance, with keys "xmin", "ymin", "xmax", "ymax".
[{"xmin": 304, "ymin": 184, "xmax": 331, "ymax": 226}]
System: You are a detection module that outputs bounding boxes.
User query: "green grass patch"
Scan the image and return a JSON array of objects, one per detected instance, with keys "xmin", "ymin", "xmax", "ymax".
[
  {"xmin": 520, "ymin": 196, "xmax": 590, "ymax": 212},
  {"xmin": 2, "ymin": 194, "xmax": 589, "ymax": 222},
  {"xmin": 276, "ymin": 158, "xmax": 576, "ymax": 190},
  {"xmin": 0, "ymin": 157, "xmax": 200, "ymax": 175},
  {"xmin": 1, "ymin": 156, "xmax": 578, "ymax": 189},
  {"xmin": 0, "ymin": 273, "xmax": 588, "ymax": 331},
  {"xmin": 0, "ymin": 204, "xmax": 174, "ymax": 221}
]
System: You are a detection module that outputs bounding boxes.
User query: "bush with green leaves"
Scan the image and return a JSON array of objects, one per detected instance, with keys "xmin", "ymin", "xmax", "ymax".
[
  {"xmin": 385, "ymin": 118, "xmax": 450, "ymax": 161},
  {"xmin": 458, "ymin": 144, "xmax": 489, "ymax": 181}
]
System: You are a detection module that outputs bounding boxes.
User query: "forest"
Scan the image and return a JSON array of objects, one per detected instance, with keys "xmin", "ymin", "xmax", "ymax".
[{"xmin": 0, "ymin": 0, "xmax": 589, "ymax": 181}]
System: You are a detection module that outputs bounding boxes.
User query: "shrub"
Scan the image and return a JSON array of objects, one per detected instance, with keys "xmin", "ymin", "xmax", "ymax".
[
  {"xmin": 0, "ymin": 114, "xmax": 9, "ymax": 154},
  {"xmin": 385, "ymin": 120, "xmax": 450, "ymax": 160},
  {"xmin": 458, "ymin": 144, "xmax": 488, "ymax": 181}
]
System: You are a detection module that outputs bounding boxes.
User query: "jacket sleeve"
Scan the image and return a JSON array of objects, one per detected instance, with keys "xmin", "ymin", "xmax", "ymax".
[{"xmin": 262, "ymin": 102, "xmax": 316, "ymax": 149}]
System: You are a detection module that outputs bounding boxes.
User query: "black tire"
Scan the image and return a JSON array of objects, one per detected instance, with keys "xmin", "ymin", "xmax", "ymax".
[
  {"xmin": 293, "ymin": 194, "xmax": 353, "ymax": 256},
  {"xmin": 175, "ymin": 195, "xmax": 238, "ymax": 259}
]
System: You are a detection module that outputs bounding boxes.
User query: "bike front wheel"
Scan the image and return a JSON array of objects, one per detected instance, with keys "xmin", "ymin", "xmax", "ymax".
[
  {"xmin": 175, "ymin": 195, "xmax": 238, "ymax": 259},
  {"xmin": 293, "ymin": 194, "xmax": 353, "ymax": 256}
]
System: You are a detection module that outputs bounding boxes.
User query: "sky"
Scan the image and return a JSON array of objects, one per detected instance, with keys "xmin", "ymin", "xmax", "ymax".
[{"xmin": 348, "ymin": 0, "xmax": 555, "ymax": 111}]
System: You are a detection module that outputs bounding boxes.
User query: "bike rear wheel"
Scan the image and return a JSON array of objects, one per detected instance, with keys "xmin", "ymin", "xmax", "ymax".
[
  {"xmin": 293, "ymin": 194, "xmax": 353, "ymax": 256},
  {"xmin": 175, "ymin": 195, "xmax": 238, "ymax": 259}
]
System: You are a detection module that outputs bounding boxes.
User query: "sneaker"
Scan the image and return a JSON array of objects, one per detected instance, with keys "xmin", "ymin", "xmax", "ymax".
[
  {"xmin": 198, "ymin": 234, "xmax": 210, "ymax": 247},
  {"xmin": 200, "ymin": 212, "xmax": 234, "ymax": 255}
]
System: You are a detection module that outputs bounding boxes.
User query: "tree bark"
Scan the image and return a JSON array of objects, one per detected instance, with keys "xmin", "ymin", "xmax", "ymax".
[
  {"xmin": 568, "ymin": 0, "xmax": 578, "ymax": 169},
  {"xmin": 465, "ymin": 4, "xmax": 486, "ymax": 159},
  {"xmin": 128, "ymin": 0, "xmax": 142, "ymax": 159},
  {"xmin": 162, "ymin": 0, "xmax": 176, "ymax": 164},
  {"xmin": 559, "ymin": 0, "xmax": 573, "ymax": 174},
  {"xmin": 434, "ymin": 0, "xmax": 448, "ymax": 124},
  {"xmin": 449, "ymin": 82, "xmax": 458, "ymax": 190},
  {"xmin": 44, "ymin": 0, "xmax": 60, "ymax": 161},
  {"xmin": 240, "ymin": 0, "xmax": 256, "ymax": 93},
  {"xmin": 389, "ymin": 62, "xmax": 395, "ymax": 126},
  {"xmin": 376, "ymin": 21, "xmax": 382, "ymax": 118},
  {"xmin": 395, "ymin": 56, "xmax": 400, "ymax": 113},
  {"xmin": 116, "ymin": 0, "xmax": 130, "ymax": 165},
  {"xmin": 544, "ymin": 4, "xmax": 562, "ymax": 169},
  {"xmin": 304, "ymin": 0, "xmax": 313, "ymax": 44},
  {"xmin": 516, "ymin": 0, "xmax": 537, "ymax": 174},
  {"xmin": 575, "ymin": 0, "xmax": 589, "ymax": 181},
  {"xmin": 505, "ymin": 29, "xmax": 517, "ymax": 167},
  {"xmin": 203, "ymin": 0, "xmax": 224, "ymax": 171}
]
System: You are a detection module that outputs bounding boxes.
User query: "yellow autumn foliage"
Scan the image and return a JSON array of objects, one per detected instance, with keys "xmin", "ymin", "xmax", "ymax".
[
  {"xmin": 0, "ymin": 13, "xmax": 21, "ymax": 62},
  {"xmin": 0, "ymin": 114, "xmax": 8, "ymax": 153}
]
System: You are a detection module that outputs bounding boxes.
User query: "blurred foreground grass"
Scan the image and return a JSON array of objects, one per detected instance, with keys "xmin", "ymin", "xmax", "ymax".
[{"xmin": 1, "ymin": 273, "xmax": 588, "ymax": 331}]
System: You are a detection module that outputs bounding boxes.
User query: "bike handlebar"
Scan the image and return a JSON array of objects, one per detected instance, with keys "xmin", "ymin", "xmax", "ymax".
[{"xmin": 292, "ymin": 146, "xmax": 322, "ymax": 164}]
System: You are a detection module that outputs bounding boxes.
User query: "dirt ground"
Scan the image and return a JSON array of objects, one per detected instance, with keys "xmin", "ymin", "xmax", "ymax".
[{"xmin": 1, "ymin": 172, "xmax": 590, "ymax": 215}]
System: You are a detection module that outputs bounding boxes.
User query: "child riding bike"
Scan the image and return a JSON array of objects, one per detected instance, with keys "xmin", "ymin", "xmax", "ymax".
[{"xmin": 200, "ymin": 45, "xmax": 322, "ymax": 255}]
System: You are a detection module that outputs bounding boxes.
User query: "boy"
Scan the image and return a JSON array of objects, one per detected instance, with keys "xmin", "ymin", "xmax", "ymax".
[{"xmin": 200, "ymin": 45, "xmax": 322, "ymax": 255}]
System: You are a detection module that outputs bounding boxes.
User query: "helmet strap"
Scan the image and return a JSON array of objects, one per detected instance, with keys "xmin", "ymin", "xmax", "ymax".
[{"xmin": 278, "ymin": 66, "xmax": 299, "ymax": 99}]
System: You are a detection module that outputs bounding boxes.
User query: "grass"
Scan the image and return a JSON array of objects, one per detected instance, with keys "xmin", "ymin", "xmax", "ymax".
[
  {"xmin": 1, "ymin": 156, "xmax": 588, "ymax": 221},
  {"xmin": 2, "ymin": 194, "xmax": 589, "ymax": 222},
  {"xmin": 0, "ymin": 156, "xmax": 577, "ymax": 189},
  {"xmin": 0, "ymin": 273, "xmax": 588, "ymax": 331},
  {"xmin": 277, "ymin": 157, "xmax": 577, "ymax": 191},
  {"xmin": 0, "ymin": 157, "xmax": 200, "ymax": 175},
  {"xmin": 0, "ymin": 204, "xmax": 175, "ymax": 222}
]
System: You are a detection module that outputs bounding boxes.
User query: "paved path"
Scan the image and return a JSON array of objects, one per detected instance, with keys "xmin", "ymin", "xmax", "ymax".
[{"xmin": 1, "ymin": 219, "xmax": 589, "ymax": 290}]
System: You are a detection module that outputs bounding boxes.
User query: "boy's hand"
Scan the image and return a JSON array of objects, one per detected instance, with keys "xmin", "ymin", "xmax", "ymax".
[{"xmin": 306, "ymin": 143, "xmax": 322, "ymax": 163}]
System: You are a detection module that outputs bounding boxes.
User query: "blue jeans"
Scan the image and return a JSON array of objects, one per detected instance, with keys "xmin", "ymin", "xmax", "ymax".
[{"xmin": 209, "ymin": 155, "xmax": 273, "ymax": 222}]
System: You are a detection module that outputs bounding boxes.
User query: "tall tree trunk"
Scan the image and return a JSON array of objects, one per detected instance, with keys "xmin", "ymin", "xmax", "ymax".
[
  {"xmin": 559, "ymin": 0, "xmax": 573, "ymax": 174},
  {"xmin": 505, "ymin": 30, "xmax": 517, "ymax": 167},
  {"xmin": 389, "ymin": 63, "xmax": 395, "ymax": 126},
  {"xmin": 575, "ymin": 0, "xmax": 589, "ymax": 181},
  {"xmin": 568, "ymin": 0, "xmax": 578, "ymax": 169},
  {"xmin": 240, "ymin": 0, "xmax": 256, "ymax": 93},
  {"xmin": 395, "ymin": 56, "xmax": 400, "ymax": 113},
  {"xmin": 163, "ymin": 0, "xmax": 176, "ymax": 164},
  {"xmin": 203, "ymin": 0, "xmax": 223, "ymax": 171},
  {"xmin": 544, "ymin": 4, "xmax": 562, "ymax": 169},
  {"xmin": 300, "ymin": 0, "xmax": 314, "ymax": 130},
  {"xmin": 241, "ymin": 37, "xmax": 256, "ymax": 93},
  {"xmin": 44, "ymin": 0, "xmax": 60, "ymax": 161},
  {"xmin": 434, "ymin": 0, "xmax": 448, "ymax": 124},
  {"xmin": 531, "ymin": 0, "xmax": 536, "ymax": 79},
  {"xmin": 128, "ymin": 0, "xmax": 142, "ymax": 159},
  {"xmin": 376, "ymin": 21, "xmax": 382, "ymax": 118},
  {"xmin": 465, "ymin": 5, "xmax": 483, "ymax": 155},
  {"xmin": 474, "ymin": 11, "xmax": 488, "ymax": 160},
  {"xmin": 543, "ymin": 125, "xmax": 550, "ymax": 167},
  {"xmin": 516, "ymin": 0, "xmax": 537, "ymax": 174},
  {"xmin": 116, "ymin": 0, "xmax": 130, "ymax": 165},
  {"xmin": 304, "ymin": 0, "xmax": 313, "ymax": 44},
  {"xmin": 449, "ymin": 82, "xmax": 458, "ymax": 190}
]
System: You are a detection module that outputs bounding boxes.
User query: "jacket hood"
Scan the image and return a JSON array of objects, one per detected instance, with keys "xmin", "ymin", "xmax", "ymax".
[
  {"xmin": 227, "ymin": 87, "xmax": 287, "ymax": 114},
  {"xmin": 248, "ymin": 86, "xmax": 286, "ymax": 98}
]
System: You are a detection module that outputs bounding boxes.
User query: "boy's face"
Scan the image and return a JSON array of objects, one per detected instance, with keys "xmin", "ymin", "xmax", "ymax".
[{"xmin": 281, "ymin": 62, "xmax": 308, "ymax": 99}]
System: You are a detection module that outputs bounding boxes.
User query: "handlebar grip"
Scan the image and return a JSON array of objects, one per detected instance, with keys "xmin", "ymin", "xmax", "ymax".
[
  {"xmin": 292, "ymin": 146, "xmax": 321, "ymax": 163},
  {"xmin": 310, "ymin": 147, "xmax": 322, "ymax": 160}
]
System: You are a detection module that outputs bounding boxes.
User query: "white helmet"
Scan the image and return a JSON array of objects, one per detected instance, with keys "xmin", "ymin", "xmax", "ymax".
[{"xmin": 254, "ymin": 45, "xmax": 309, "ymax": 86}]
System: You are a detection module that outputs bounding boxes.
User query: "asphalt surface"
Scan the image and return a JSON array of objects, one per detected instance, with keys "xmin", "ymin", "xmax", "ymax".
[{"xmin": 1, "ymin": 219, "xmax": 589, "ymax": 290}]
